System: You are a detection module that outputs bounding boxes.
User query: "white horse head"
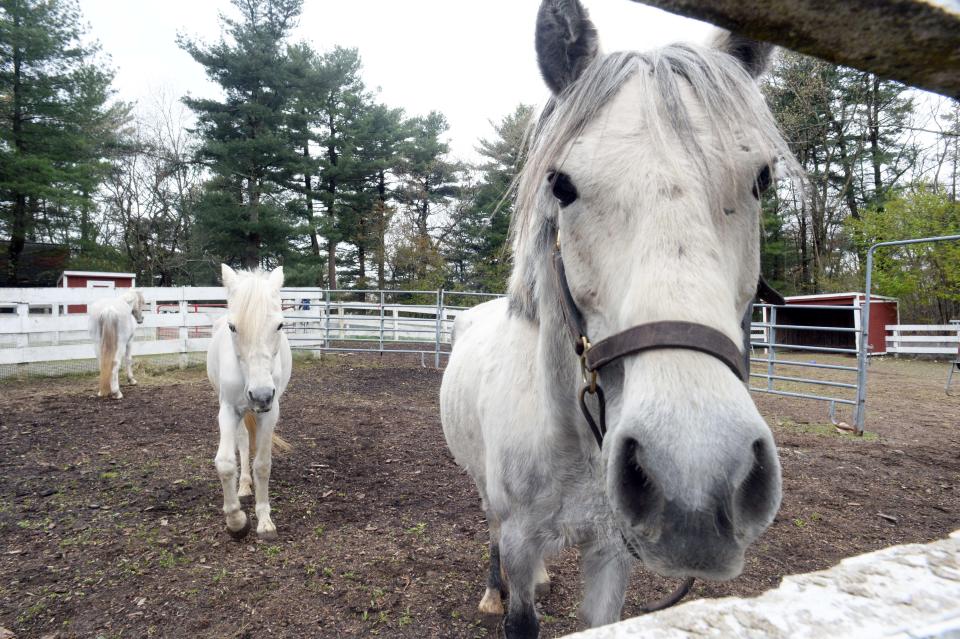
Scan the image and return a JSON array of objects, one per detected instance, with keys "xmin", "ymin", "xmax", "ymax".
[
  {"xmin": 508, "ymin": 2, "xmax": 799, "ymax": 580},
  {"xmin": 221, "ymin": 264, "xmax": 286, "ymax": 413},
  {"xmin": 121, "ymin": 289, "xmax": 146, "ymax": 324}
]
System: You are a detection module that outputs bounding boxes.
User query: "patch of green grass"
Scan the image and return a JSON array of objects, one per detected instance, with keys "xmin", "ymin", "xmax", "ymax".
[
  {"xmin": 100, "ymin": 471, "xmax": 119, "ymax": 480},
  {"xmin": 263, "ymin": 545, "xmax": 282, "ymax": 558},
  {"xmin": 406, "ymin": 522, "xmax": 427, "ymax": 537},
  {"xmin": 313, "ymin": 525, "xmax": 325, "ymax": 538},
  {"xmin": 157, "ymin": 549, "xmax": 178, "ymax": 568}
]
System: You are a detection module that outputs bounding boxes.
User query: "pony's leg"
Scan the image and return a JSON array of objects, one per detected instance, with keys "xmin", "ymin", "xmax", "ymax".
[
  {"xmin": 93, "ymin": 338, "xmax": 103, "ymax": 396},
  {"xmin": 534, "ymin": 557, "xmax": 551, "ymax": 597},
  {"xmin": 500, "ymin": 521, "xmax": 543, "ymax": 639},
  {"xmin": 124, "ymin": 335, "xmax": 137, "ymax": 385},
  {"xmin": 252, "ymin": 410, "xmax": 279, "ymax": 540},
  {"xmin": 478, "ymin": 514, "xmax": 505, "ymax": 615},
  {"xmin": 236, "ymin": 414, "xmax": 254, "ymax": 504},
  {"xmin": 214, "ymin": 405, "xmax": 249, "ymax": 539},
  {"xmin": 578, "ymin": 540, "xmax": 632, "ymax": 628},
  {"xmin": 110, "ymin": 345, "xmax": 123, "ymax": 399}
]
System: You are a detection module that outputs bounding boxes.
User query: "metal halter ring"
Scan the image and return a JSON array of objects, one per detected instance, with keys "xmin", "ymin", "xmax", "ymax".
[{"xmin": 579, "ymin": 336, "xmax": 598, "ymax": 393}]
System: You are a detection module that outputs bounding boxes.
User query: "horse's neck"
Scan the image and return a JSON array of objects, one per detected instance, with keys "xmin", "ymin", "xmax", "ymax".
[{"xmin": 534, "ymin": 281, "xmax": 600, "ymax": 454}]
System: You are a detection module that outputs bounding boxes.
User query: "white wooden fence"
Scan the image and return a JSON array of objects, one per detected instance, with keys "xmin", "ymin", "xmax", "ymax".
[
  {"xmin": 0, "ymin": 287, "xmax": 498, "ymax": 374},
  {"xmin": 3, "ymin": 287, "xmax": 957, "ymax": 375},
  {"xmin": 885, "ymin": 324, "xmax": 960, "ymax": 356}
]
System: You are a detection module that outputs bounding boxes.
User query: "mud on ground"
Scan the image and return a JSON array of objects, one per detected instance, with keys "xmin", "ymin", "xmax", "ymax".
[{"xmin": 1, "ymin": 353, "xmax": 957, "ymax": 638}]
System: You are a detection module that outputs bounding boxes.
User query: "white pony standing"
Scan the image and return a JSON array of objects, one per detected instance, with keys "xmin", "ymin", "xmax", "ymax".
[
  {"xmin": 207, "ymin": 264, "xmax": 292, "ymax": 541},
  {"xmin": 441, "ymin": 1, "xmax": 795, "ymax": 636},
  {"xmin": 88, "ymin": 289, "xmax": 146, "ymax": 399}
]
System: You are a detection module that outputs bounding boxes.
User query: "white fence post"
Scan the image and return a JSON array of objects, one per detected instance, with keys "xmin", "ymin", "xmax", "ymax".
[
  {"xmin": 15, "ymin": 302, "xmax": 28, "ymax": 349},
  {"xmin": 178, "ymin": 298, "xmax": 189, "ymax": 369}
]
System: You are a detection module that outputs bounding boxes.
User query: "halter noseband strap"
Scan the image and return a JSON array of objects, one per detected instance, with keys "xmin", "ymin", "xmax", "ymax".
[{"xmin": 586, "ymin": 321, "xmax": 746, "ymax": 380}]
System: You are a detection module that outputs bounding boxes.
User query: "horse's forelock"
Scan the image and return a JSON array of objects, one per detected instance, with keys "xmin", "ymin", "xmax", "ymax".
[
  {"xmin": 507, "ymin": 43, "xmax": 799, "ymax": 320},
  {"xmin": 227, "ymin": 269, "xmax": 282, "ymax": 344}
]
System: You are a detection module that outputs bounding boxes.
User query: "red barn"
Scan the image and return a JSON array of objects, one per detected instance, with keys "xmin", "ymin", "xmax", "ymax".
[
  {"xmin": 58, "ymin": 270, "xmax": 137, "ymax": 314},
  {"xmin": 772, "ymin": 292, "xmax": 899, "ymax": 355}
]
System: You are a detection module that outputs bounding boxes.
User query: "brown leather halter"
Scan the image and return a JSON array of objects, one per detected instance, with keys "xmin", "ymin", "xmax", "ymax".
[
  {"xmin": 552, "ymin": 237, "xmax": 781, "ymax": 447},
  {"xmin": 552, "ymin": 235, "xmax": 783, "ymax": 613}
]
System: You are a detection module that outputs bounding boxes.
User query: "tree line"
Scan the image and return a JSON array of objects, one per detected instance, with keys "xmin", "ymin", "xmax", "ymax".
[{"xmin": 1, "ymin": 0, "xmax": 957, "ymax": 321}]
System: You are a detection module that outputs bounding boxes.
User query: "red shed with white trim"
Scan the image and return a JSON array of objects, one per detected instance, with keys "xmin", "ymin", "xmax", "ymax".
[
  {"xmin": 58, "ymin": 270, "xmax": 137, "ymax": 314},
  {"xmin": 774, "ymin": 292, "xmax": 899, "ymax": 355}
]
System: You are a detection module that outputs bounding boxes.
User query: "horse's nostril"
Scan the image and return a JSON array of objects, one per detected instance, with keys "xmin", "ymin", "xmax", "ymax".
[
  {"xmin": 616, "ymin": 438, "xmax": 662, "ymax": 527},
  {"xmin": 735, "ymin": 438, "xmax": 779, "ymax": 527}
]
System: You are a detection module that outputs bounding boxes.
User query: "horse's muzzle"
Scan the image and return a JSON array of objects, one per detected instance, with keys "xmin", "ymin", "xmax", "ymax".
[
  {"xmin": 248, "ymin": 388, "xmax": 276, "ymax": 413},
  {"xmin": 608, "ymin": 432, "xmax": 781, "ymax": 580}
]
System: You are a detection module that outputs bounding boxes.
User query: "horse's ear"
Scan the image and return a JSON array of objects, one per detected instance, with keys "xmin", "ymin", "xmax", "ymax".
[
  {"xmin": 709, "ymin": 30, "xmax": 775, "ymax": 78},
  {"xmin": 535, "ymin": 0, "xmax": 599, "ymax": 94},
  {"xmin": 221, "ymin": 264, "xmax": 238, "ymax": 291},
  {"xmin": 268, "ymin": 266, "xmax": 284, "ymax": 291}
]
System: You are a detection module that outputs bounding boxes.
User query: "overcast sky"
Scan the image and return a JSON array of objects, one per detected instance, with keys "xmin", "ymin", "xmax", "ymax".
[{"xmin": 75, "ymin": 0, "xmax": 714, "ymax": 161}]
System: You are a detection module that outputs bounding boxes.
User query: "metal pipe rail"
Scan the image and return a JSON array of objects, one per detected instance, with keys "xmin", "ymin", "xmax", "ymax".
[
  {"xmin": 750, "ymin": 302, "xmax": 862, "ymax": 427},
  {"xmin": 856, "ymin": 234, "xmax": 960, "ymax": 433}
]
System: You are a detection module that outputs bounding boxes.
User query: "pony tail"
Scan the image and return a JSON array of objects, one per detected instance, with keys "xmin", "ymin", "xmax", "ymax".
[
  {"xmin": 243, "ymin": 411, "xmax": 258, "ymax": 460},
  {"xmin": 243, "ymin": 410, "xmax": 293, "ymax": 456},
  {"xmin": 98, "ymin": 313, "xmax": 118, "ymax": 396}
]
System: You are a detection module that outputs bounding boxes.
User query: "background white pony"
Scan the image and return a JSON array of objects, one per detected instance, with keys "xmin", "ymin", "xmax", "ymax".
[
  {"xmin": 88, "ymin": 289, "xmax": 145, "ymax": 399},
  {"xmin": 441, "ymin": 1, "xmax": 797, "ymax": 637},
  {"xmin": 207, "ymin": 264, "xmax": 292, "ymax": 541}
]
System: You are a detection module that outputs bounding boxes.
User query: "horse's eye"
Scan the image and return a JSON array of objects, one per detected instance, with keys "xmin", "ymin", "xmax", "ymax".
[
  {"xmin": 547, "ymin": 171, "xmax": 579, "ymax": 207},
  {"xmin": 228, "ymin": 323, "xmax": 237, "ymax": 333},
  {"xmin": 751, "ymin": 165, "xmax": 772, "ymax": 199}
]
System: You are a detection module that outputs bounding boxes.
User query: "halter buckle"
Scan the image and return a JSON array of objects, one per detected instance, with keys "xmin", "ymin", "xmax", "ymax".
[{"xmin": 579, "ymin": 336, "xmax": 597, "ymax": 394}]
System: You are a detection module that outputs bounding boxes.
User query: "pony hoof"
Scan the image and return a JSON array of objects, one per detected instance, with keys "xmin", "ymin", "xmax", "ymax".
[
  {"xmin": 257, "ymin": 527, "xmax": 278, "ymax": 541},
  {"xmin": 128, "ymin": 379, "xmax": 138, "ymax": 386},
  {"xmin": 535, "ymin": 581, "xmax": 551, "ymax": 597},
  {"xmin": 111, "ymin": 391, "xmax": 123, "ymax": 400},
  {"xmin": 227, "ymin": 516, "xmax": 251, "ymax": 541},
  {"xmin": 478, "ymin": 588, "xmax": 504, "ymax": 616}
]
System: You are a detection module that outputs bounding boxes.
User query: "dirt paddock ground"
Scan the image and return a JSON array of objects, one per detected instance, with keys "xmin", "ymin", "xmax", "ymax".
[{"xmin": 1, "ymin": 353, "xmax": 958, "ymax": 638}]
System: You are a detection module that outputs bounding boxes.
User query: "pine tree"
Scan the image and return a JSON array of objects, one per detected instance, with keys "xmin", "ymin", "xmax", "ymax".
[
  {"xmin": 346, "ymin": 102, "xmax": 407, "ymax": 289},
  {"xmin": 0, "ymin": 0, "xmax": 128, "ymax": 284},
  {"xmin": 447, "ymin": 104, "xmax": 532, "ymax": 292},
  {"xmin": 178, "ymin": 0, "xmax": 304, "ymax": 269}
]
